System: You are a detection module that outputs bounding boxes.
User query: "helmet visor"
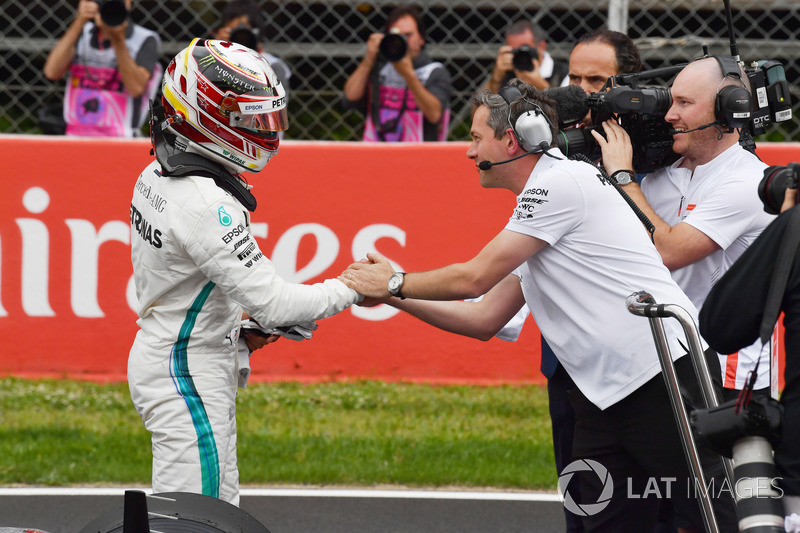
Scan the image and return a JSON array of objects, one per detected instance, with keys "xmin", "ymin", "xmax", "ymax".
[{"xmin": 229, "ymin": 106, "xmax": 289, "ymax": 132}]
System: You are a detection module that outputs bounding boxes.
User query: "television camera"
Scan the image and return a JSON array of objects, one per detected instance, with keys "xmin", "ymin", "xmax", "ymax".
[
  {"xmin": 555, "ymin": 0, "xmax": 792, "ymax": 174},
  {"xmin": 555, "ymin": 58, "xmax": 792, "ymax": 174}
]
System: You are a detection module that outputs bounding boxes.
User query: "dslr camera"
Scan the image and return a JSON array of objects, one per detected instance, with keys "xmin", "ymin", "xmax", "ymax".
[
  {"xmin": 758, "ymin": 162, "xmax": 800, "ymax": 214},
  {"xmin": 228, "ymin": 23, "xmax": 260, "ymax": 51},
  {"xmin": 557, "ymin": 56, "xmax": 793, "ymax": 174},
  {"xmin": 511, "ymin": 45, "xmax": 539, "ymax": 72},
  {"xmin": 98, "ymin": 0, "xmax": 127, "ymax": 27},
  {"xmin": 379, "ymin": 28, "xmax": 407, "ymax": 63}
]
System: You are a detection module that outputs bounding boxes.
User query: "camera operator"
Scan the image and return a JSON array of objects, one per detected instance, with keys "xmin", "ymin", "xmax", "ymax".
[
  {"xmin": 596, "ymin": 57, "xmax": 777, "ymax": 401},
  {"xmin": 485, "ymin": 17, "xmax": 568, "ymax": 93},
  {"xmin": 43, "ymin": 0, "xmax": 161, "ymax": 137},
  {"xmin": 342, "ymin": 5, "xmax": 451, "ymax": 142},
  {"xmin": 699, "ymin": 175, "xmax": 800, "ymax": 532}
]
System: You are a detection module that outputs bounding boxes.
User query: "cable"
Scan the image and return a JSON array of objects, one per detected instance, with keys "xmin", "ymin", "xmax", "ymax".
[{"xmin": 568, "ymin": 153, "xmax": 656, "ymax": 242}]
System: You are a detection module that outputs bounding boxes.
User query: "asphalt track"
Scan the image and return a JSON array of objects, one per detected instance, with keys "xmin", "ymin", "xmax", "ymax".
[{"xmin": 0, "ymin": 488, "xmax": 566, "ymax": 532}]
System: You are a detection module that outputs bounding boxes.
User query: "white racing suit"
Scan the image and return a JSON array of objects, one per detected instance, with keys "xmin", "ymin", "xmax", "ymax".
[{"xmin": 128, "ymin": 160, "xmax": 359, "ymax": 506}]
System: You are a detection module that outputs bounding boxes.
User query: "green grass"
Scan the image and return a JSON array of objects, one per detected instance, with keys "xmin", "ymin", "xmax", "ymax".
[{"xmin": 0, "ymin": 378, "xmax": 556, "ymax": 490}]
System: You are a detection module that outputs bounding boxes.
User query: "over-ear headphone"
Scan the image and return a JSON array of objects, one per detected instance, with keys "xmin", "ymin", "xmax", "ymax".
[
  {"xmin": 713, "ymin": 55, "xmax": 752, "ymax": 129},
  {"xmin": 498, "ymin": 85, "xmax": 553, "ymax": 152}
]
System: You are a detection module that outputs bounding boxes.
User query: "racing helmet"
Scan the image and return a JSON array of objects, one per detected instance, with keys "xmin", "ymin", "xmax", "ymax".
[{"xmin": 161, "ymin": 38, "xmax": 288, "ymax": 173}]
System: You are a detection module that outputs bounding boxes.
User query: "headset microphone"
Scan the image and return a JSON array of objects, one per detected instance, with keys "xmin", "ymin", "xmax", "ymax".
[
  {"xmin": 478, "ymin": 150, "xmax": 538, "ymax": 170},
  {"xmin": 667, "ymin": 121, "xmax": 729, "ymax": 135}
]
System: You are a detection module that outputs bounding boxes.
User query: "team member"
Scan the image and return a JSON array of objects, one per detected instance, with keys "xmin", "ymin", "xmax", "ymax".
[
  {"xmin": 342, "ymin": 79, "xmax": 737, "ymax": 531},
  {"xmin": 342, "ymin": 5, "xmax": 451, "ymax": 142},
  {"xmin": 128, "ymin": 39, "xmax": 360, "ymax": 506},
  {"xmin": 43, "ymin": 0, "xmax": 161, "ymax": 137},
  {"xmin": 597, "ymin": 56, "xmax": 777, "ymax": 400}
]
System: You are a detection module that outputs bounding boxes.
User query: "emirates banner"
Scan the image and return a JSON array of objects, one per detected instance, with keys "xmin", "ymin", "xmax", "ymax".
[{"xmin": 1, "ymin": 136, "xmax": 796, "ymax": 385}]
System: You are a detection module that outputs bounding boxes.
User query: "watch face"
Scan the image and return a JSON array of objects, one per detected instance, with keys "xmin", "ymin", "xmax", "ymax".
[
  {"xmin": 612, "ymin": 171, "xmax": 630, "ymax": 185},
  {"xmin": 388, "ymin": 273, "xmax": 402, "ymax": 293}
]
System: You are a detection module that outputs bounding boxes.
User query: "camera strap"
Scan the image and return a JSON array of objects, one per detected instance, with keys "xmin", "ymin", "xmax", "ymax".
[{"xmin": 760, "ymin": 206, "xmax": 800, "ymax": 344}]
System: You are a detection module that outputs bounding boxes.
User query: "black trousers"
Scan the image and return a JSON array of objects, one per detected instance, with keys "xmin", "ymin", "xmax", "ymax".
[{"xmin": 567, "ymin": 354, "xmax": 738, "ymax": 532}]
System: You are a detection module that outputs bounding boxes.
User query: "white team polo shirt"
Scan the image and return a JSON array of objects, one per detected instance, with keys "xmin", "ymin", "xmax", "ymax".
[
  {"xmin": 641, "ymin": 143, "xmax": 775, "ymax": 390},
  {"xmin": 505, "ymin": 149, "xmax": 701, "ymax": 409}
]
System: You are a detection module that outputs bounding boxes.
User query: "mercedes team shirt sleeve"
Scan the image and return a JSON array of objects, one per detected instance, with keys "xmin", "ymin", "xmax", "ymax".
[{"xmin": 180, "ymin": 193, "xmax": 359, "ymax": 330}]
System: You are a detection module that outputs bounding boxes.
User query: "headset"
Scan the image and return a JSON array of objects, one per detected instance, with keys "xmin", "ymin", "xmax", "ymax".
[
  {"xmin": 477, "ymin": 85, "xmax": 559, "ymax": 170},
  {"xmin": 713, "ymin": 55, "xmax": 752, "ymax": 129},
  {"xmin": 498, "ymin": 85, "xmax": 554, "ymax": 152}
]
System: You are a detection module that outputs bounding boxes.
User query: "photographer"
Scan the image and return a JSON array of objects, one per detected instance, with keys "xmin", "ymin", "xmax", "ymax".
[
  {"xmin": 214, "ymin": 0, "xmax": 291, "ymax": 102},
  {"xmin": 485, "ymin": 17, "xmax": 568, "ymax": 93},
  {"xmin": 596, "ymin": 57, "xmax": 777, "ymax": 401},
  {"xmin": 43, "ymin": 0, "xmax": 161, "ymax": 137},
  {"xmin": 342, "ymin": 5, "xmax": 451, "ymax": 142},
  {"xmin": 699, "ymin": 175, "xmax": 800, "ymax": 531}
]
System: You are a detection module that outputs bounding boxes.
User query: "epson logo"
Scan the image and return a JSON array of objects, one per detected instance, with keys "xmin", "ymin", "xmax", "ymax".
[
  {"xmin": 222, "ymin": 223, "xmax": 246, "ymax": 244},
  {"xmin": 244, "ymin": 104, "xmax": 265, "ymax": 111}
]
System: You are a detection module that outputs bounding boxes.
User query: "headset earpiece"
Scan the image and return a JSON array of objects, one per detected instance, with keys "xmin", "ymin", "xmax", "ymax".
[
  {"xmin": 513, "ymin": 111, "xmax": 553, "ymax": 152},
  {"xmin": 498, "ymin": 85, "xmax": 553, "ymax": 152},
  {"xmin": 713, "ymin": 55, "xmax": 752, "ymax": 129}
]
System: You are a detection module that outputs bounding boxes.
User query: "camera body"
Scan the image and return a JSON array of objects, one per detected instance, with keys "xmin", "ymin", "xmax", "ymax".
[
  {"xmin": 556, "ymin": 66, "xmax": 682, "ymax": 173},
  {"xmin": 511, "ymin": 45, "xmax": 539, "ymax": 72},
  {"xmin": 691, "ymin": 394, "xmax": 783, "ymax": 458},
  {"xmin": 758, "ymin": 162, "xmax": 800, "ymax": 214},
  {"xmin": 98, "ymin": 0, "xmax": 127, "ymax": 27},
  {"xmin": 229, "ymin": 23, "xmax": 259, "ymax": 51},
  {"xmin": 380, "ymin": 30, "xmax": 407, "ymax": 63},
  {"xmin": 556, "ymin": 56, "xmax": 792, "ymax": 174}
]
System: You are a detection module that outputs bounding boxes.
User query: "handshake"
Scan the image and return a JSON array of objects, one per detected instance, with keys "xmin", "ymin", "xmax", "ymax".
[
  {"xmin": 340, "ymin": 252, "xmax": 402, "ymax": 303},
  {"xmin": 241, "ymin": 252, "xmax": 400, "ymax": 354}
]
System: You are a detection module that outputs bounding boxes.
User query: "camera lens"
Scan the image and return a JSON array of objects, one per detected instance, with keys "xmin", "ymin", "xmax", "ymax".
[
  {"xmin": 379, "ymin": 33, "xmax": 407, "ymax": 62},
  {"xmin": 512, "ymin": 45, "xmax": 538, "ymax": 72},
  {"xmin": 759, "ymin": 165, "xmax": 799, "ymax": 214},
  {"xmin": 99, "ymin": 0, "xmax": 127, "ymax": 27},
  {"xmin": 229, "ymin": 24, "xmax": 258, "ymax": 50}
]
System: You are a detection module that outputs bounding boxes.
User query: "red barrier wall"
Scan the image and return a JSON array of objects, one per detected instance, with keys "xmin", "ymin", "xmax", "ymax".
[{"xmin": 1, "ymin": 136, "xmax": 797, "ymax": 385}]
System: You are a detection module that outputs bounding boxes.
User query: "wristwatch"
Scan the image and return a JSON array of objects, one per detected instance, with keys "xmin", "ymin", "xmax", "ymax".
[
  {"xmin": 611, "ymin": 169, "xmax": 635, "ymax": 185},
  {"xmin": 387, "ymin": 272, "xmax": 406, "ymax": 299}
]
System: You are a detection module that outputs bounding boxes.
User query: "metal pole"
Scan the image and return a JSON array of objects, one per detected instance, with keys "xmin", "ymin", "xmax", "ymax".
[
  {"xmin": 626, "ymin": 291, "xmax": 720, "ymax": 533},
  {"xmin": 607, "ymin": 0, "xmax": 630, "ymax": 33}
]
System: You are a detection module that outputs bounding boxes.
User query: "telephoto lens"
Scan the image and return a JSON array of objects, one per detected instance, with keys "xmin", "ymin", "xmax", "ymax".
[
  {"xmin": 758, "ymin": 163, "xmax": 800, "ymax": 215},
  {"xmin": 99, "ymin": 0, "xmax": 127, "ymax": 27},
  {"xmin": 379, "ymin": 30, "xmax": 407, "ymax": 62}
]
